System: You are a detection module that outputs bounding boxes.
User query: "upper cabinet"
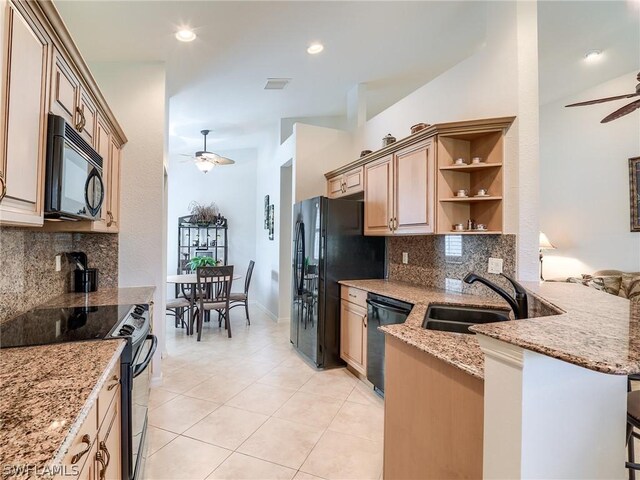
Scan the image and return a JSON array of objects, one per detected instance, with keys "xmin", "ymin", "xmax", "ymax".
[
  {"xmin": 0, "ymin": 0, "xmax": 49, "ymax": 226},
  {"xmin": 327, "ymin": 118, "xmax": 513, "ymax": 237},
  {"xmin": 0, "ymin": 0, "xmax": 127, "ymax": 231},
  {"xmin": 363, "ymin": 140, "xmax": 435, "ymax": 236},
  {"xmin": 327, "ymin": 166, "xmax": 364, "ymax": 199}
]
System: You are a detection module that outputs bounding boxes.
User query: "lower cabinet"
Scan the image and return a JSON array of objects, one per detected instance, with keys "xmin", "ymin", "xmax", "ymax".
[
  {"xmin": 384, "ymin": 335, "xmax": 483, "ymax": 479},
  {"xmin": 340, "ymin": 286, "xmax": 367, "ymax": 376},
  {"xmin": 58, "ymin": 361, "xmax": 122, "ymax": 480}
]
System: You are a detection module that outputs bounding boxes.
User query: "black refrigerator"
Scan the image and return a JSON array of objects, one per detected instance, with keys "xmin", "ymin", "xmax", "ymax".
[{"xmin": 290, "ymin": 196, "xmax": 386, "ymax": 368}]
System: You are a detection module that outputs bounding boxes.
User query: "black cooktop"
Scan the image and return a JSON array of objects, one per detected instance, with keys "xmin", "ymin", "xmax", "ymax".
[{"xmin": 0, "ymin": 304, "xmax": 134, "ymax": 349}]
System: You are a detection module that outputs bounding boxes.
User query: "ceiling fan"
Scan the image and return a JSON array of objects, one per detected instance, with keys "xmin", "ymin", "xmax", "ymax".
[
  {"xmin": 180, "ymin": 129, "xmax": 235, "ymax": 173},
  {"xmin": 565, "ymin": 72, "xmax": 640, "ymax": 123}
]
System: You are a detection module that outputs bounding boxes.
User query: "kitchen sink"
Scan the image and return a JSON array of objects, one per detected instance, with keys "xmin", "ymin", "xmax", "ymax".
[{"xmin": 422, "ymin": 304, "xmax": 511, "ymax": 334}]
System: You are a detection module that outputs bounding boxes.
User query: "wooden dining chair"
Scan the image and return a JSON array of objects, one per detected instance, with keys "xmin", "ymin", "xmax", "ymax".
[
  {"xmin": 195, "ymin": 265, "xmax": 234, "ymax": 341},
  {"xmin": 229, "ymin": 260, "xmax": 255, "ymax": 325}
]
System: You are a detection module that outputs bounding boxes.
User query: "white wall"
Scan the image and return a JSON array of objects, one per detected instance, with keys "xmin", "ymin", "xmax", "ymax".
[
  {"xmin": 540, "ymin": 71, "xmax": 640, "ymax": 278},
  {"xmin": 351, "ymin": 1, "xmax": 540, "ymax": 280},
  {"xmin": 166, "ymin": 148, "xmax": 258, "ymax": 298},
  {"xmin": 91, "ymin": 62, "xmax": 167, "ymax": 378}
]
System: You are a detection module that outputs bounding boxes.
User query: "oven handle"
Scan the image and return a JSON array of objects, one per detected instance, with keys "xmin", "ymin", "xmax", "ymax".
[
  {"xmin": 133, "ymin": 334, "xmax": 157, "ymax": 378},
  {"xmin": 366, "ymin": 299, "xmax": 411, "ymax": 315}
]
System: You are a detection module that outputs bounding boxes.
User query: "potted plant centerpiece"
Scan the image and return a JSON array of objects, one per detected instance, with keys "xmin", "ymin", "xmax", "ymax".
[{"xmin": 187, "ymin": 256, "xmax": 221, "ymax": 270}]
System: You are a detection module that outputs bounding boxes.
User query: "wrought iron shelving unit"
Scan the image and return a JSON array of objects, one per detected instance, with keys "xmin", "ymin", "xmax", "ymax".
[{"xmin": 177, "ymin": 214, "xmax": 228, "ymax": 274}]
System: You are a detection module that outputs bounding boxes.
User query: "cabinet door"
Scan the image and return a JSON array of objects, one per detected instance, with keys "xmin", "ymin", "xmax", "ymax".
[
  {"xmin": 50, "ymin": 50, "xmax": 78, "ymax": 125},
  {"xmin": 327, "ymin": 175, "xmax": 344, "ymax": 198},
  {"xmin": 92, "ymin": 117, "xmax": 110, "ymax": 230},
  {"xmin": 364, "ymin": 155, "xmax": 393, "ymax": 236},
  {"xmin": 78, "ymin": 90, "xmax": 96, "ymax": 144},
  {"xmin": 394, "ymin": 140, "xmax": 435, "ymax": 234},
  {"xmin": 97, "ymin": 391, "xmax": 121, "ymax": 480},
  {"xmin": 340, "ymin": 300, "xmax": 367, "ymax": 375},
  {"xmin": 344, "ymin": 166, "xmax": 364, "ymax": 196},
  {"xmin": 0, "ymin": 2, "xmax": 48, "ymax": 226},
  {"xmin": 106, "ymin": 139, "xmax": 121, "ymax": 232}
]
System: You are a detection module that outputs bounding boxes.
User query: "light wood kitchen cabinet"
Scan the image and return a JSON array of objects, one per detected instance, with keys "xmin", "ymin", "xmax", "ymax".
[
  {"xmin": 364, "ymin": 156, "xmax": 394, "ymax": 235},
  {"xmin": 384, "ymin": 335, "xmax": 483, "ymax": 479},
  {"xmin": 50, "ymin": 49, "xmax": 79, "ymax": 126},
  {"xmin": 327, "ymin": 166, "xmax": 364, "ymax": 199},
  {"xmin": 0, "ymin": 0, "xmax": 49, "ymax": 226},
  {"xmin": 393, "ymin": 139, "xmax": 435, "ymax": 234},
  {"xmin": 340, "ymin": 286, "xmax": 367, "ymax": 375},
  {"xmin": 105, "ymin": 139, "xmax": 121, "ymax": 232},
  {"xmin": 364, "ymin": 141, "xmax": 434, "ymax": 236},
  {"xmin": 57, "ymin": 362, "xmax": 121, "ymax": 480}
]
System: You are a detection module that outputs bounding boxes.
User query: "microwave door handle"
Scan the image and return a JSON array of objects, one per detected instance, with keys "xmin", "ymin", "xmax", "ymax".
[{"xmin": 133, "ymin": 334, "xmax": 158, "ymax": 378}]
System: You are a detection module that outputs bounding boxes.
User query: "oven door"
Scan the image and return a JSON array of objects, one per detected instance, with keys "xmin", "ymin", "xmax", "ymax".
[
  {"xmin": 131, "ymin": 334, "xmax": 157, "ymax": 480},
  {"xmin": 60, "ymin": 138, "xmax": 103, "ymax": 219}
]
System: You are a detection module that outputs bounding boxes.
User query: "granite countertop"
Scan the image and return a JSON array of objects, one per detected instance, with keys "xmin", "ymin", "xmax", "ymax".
[
  {"xmin": 43, "ymin": 286, "xmax": 155, "ymax": 309},
  {"xmin": 339, "ymin": 279, "xmax": 510, "ymax": 379},
  {"xmin": 0, "ymin": 340, "xmax": 125, "ymax": 479},
  {"xmin": 471, "ymin": 281, "xmax": 640, "ymax": 375}
]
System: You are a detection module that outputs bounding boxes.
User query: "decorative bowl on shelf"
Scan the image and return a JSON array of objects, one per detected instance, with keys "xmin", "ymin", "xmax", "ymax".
[
  {"xmin": 360, "ymin": 150, "xmax": 372, "ymax": 157},
  {"xmin": 410, "ymin": 123, "xmax": 430, "ymax": 134}
]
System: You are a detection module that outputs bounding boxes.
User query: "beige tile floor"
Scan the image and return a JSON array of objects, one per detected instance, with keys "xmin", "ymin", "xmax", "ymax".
[{"xmin": 146, "ymin": 307, "xmax": 384, "ymax": 480}]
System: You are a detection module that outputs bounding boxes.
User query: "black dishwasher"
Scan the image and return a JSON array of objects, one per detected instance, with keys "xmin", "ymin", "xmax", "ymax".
[{"xmin": 366, "ymin": 293, "xmax": 413, "ymax": 395}]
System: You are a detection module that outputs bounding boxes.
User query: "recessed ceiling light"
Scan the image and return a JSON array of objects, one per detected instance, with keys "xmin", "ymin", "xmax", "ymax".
[
  {"xmin": 584, "ymin": 50, "xmax": 602, "ymax": 62},
  {"xmin": 176, "ymin": 28, "xmax": 196, "ymax": 42},
  {"xmin": 307, "ymin": 43, "xmax": 324, "ymax": 55}
]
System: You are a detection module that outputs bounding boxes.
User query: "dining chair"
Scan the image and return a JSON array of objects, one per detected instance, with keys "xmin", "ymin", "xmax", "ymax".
[
  {"xmin": 195, "ymin": 265, "xmax": 234, "ymax": 341},
  {"xmin": 229, "ymin": 260, "xmax": 255, "ymax": 325},
  {"xmin": 166, "ymin": 297, "xmax": 191, "ymax": 334}
]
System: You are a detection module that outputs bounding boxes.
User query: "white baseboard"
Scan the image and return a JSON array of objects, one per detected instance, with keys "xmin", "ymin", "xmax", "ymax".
[
  {"xmin": 254, "ymin": 302, "xmax": 278, "ymax": 321},
  {"xmin": 278, "ymin": 316, "xmax": 290, "ymax": 323}
]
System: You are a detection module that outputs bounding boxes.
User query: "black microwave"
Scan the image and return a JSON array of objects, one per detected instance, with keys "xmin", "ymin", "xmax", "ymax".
[{"xmin": 45, "ymin": 114, "xmax": 104, "ymax": 221}]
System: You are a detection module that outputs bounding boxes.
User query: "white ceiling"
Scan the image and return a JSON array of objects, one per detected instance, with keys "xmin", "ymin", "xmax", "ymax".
[
  {"xmin": 55, "ymin": 1, "xmax": 639, "ymax": 154},
  {"xmin": 537, "ymin": 1, "xmax": 640, "ymax": 105},
  {"xmin": 55, "ymin": 1, "xmax": 488, "ymax": 153}
]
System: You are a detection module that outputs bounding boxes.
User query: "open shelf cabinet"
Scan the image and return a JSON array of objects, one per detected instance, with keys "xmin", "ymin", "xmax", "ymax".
[
  {"xmin": 177, "ymin": 215, "xmax": 228, "ymax": 274},
  {"xmin": 436, "ymin": 129, "xmax": 504, "ymax": 234}
]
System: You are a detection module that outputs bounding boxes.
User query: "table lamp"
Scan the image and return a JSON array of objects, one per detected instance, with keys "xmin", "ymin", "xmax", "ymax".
[{"xmin": 539, "ymin": 232, "xmax": 556, "ymax": 281}]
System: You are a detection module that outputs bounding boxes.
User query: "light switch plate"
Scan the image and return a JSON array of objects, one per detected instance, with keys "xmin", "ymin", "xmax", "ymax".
[
  {"xmin": 488, "ymin": 257, "xmax": 503, "ymax": 274},
  {"xmin": 55, "ymin": 254, "xmax": 62, "ymax": 272},
  {"xmin": 402, "ymin": 252, "xmax": 409, "ymax": 264}
]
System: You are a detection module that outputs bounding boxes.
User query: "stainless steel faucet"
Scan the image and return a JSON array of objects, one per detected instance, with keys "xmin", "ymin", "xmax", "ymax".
[{"xmin": 463, "ymin": 273, "xmax": 529, "ymax": 319}]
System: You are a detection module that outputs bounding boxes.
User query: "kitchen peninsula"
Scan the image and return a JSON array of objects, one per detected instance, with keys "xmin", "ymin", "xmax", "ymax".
[{"xmin": 340, "ymin": 279, "xmax": 637, "ymax": 479}]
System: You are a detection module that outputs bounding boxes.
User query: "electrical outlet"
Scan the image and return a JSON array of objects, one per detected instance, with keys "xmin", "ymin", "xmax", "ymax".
[
  {"xmin": 402, "ymin": 252, "xmax": 409, "ymax": 264},
  {"xmin": 488, "ymin": 258, "xmax": 503, "ymax": 274},
  {"xmin": 55, "ymin": 254, "xmax": 62, "ymax": 272}
]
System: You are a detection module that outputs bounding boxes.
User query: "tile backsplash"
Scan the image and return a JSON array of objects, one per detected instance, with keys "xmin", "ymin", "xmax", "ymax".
[
  {"xmin": 387, "ymin": 234, "xmax": 517, "ymax": 297},
  {"xmin": 0, "ymin": 227, "xmax": 118, "ymax": 322}
]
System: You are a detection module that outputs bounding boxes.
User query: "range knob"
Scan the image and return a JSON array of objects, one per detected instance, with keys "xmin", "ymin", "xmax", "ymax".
[
  {"xmin": 134, "ymin": 305, "xmax": 145, "ymax": 315},
  {"xmin": 118, "ymin": 324, "xmax": 135, "ymax": 336}
]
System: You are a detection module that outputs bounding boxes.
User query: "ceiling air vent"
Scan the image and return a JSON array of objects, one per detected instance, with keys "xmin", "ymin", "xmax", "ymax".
[{"xmin": 264, "ymin": 78, "xmax": 291, "ymax": 90}]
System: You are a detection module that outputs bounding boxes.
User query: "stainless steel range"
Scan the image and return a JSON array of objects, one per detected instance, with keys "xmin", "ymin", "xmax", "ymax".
[{"xmin": 0, "ymin": 303, "xmax": 156, "ymax": 480}]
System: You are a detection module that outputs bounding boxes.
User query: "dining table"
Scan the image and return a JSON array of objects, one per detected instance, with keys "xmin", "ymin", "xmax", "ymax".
[{"xmin": 167, "ymin": 273, "xmax": 242, "ymax": 335}]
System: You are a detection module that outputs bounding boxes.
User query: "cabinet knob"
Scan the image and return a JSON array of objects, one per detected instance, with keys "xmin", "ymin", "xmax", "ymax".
[
  {"xmin": 71, "ymin": 434, "xmax": 92, "ymax": 464},
  {"xmin": 106, "ymin": 210, "xmax": 114, "ymax": 227},
  {"xmin": 97, "ymin": 441, "xmax": 111, "ymax": 480},
  {"xmin": 363, "ymin": 314, "xmax": 367, "ymax": 328},
  {"xmin": 393, "ymin": 218, "xmax": 398, "ymax": 230},
  {"xmin": 388, "ymin": 219, "xmax": 393, "ymax": 231},
  {"xmin": 75, "ymin": 106, "xmax": 86, "ymax": 133}
]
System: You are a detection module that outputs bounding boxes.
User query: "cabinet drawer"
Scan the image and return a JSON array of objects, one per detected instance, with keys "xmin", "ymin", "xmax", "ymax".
[
  {"xmin": 97, "ymin": 362, "xmax": 120, "ymax": 428},
  {"xmin": 341, "ymin": 286, "xmax": 367, "ymax": 308},
  {"xmin": 61, "ymin": 401, "xmax": 98, "ymax": 473},
  {"xmin": 344, "ymin": 166, "xmax": 364, "ymax": 195}
]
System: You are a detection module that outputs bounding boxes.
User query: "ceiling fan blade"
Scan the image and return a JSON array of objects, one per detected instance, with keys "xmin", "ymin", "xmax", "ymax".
[
  {"xmin": 214, "ymin": 156, "xmax": 235, "ymax": 165},
  {"xmin": 565, "ymin": 93, "xmax": 638, "ymax": 107},
  {"xmin": 601, "ymin": 99, "xmax": 640, "ymax": 123},
  {"xmin": 179, "ymin": 153, "xmax": 194, "ymax": 157}
]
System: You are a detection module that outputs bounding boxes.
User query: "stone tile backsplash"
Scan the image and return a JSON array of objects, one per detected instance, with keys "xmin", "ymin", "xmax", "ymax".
[
  {"xmin": 387, "ymin": 234, "xmax": 517, "ymax": 298},
  {"xmin": 0, "ymin": 227, "xmax": 118, "ymax": 322}
]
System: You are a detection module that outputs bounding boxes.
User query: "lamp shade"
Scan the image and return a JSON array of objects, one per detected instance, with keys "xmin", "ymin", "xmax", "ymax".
[
  {"xmin": 539, "ymin": 231, "xmax": 555, "ymax": 250},
  {"xmin": 195, "ymin": 159, "xmax": 215, "ymax": 173}
]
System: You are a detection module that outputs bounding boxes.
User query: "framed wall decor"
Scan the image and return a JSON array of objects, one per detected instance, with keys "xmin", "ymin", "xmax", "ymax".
[
  {"xmin": 269, "ymin": 204, "xmax": 275, "ymax": 240},
  {"xmin": 630, "ymin": 157, "xmax": 640, "ymax": 232},
  {"xmin": 264, "ymin": 195, "xmax": 270, "ymax": 229}
]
